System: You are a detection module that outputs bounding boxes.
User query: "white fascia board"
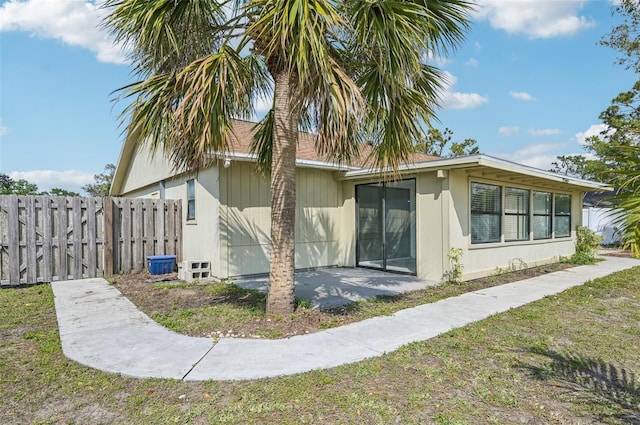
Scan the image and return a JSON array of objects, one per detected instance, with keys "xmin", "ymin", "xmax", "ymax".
[
  {"xmin": 219, "ymin": 151, "xmax": 357, "ymax": 171},
  {"xmin": 341, "ymin": 154, "xmax": 611, "ymax": 190}
]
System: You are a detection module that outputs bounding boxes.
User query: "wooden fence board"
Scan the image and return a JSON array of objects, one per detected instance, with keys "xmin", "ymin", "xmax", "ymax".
[
  {"xmin": 0, "ymin": 196, "xmax": 182, "ymax": 285},
  {"xmin": 57, "ymin": 197, "xmax": 68, "ymax": 281},
  {"xmin": 87, "ymin": 198, "xmax": 97, "ymax": 278},
  {"xmin": 8, "ymin": 196, "xmax": 20, "ymax": 284},
  {"xmin": 42, "ymin": 197, "xmax": 53, "ymax": 283}
]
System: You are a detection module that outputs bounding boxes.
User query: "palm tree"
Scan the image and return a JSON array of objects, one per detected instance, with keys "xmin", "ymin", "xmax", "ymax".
[{"xmin": 104, "ymin": 0, "xmax": 472, "ymax": 314}]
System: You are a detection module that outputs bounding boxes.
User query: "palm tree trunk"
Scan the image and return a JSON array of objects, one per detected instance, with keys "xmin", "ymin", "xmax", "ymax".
[{"xmin": 266, "ymin": 70, "xmax": 298, "ymax": 314}]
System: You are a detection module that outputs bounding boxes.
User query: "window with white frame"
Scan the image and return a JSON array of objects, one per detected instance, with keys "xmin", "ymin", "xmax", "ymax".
[
  {"xmin": 504, "ymin": 187, "xmax": 529, "ymax": 241},
  {"xmin": 554, "ymin": 194, "xmax": 571, "ymax": 237},
  {"xmin": 471, "ymin": 182, "xmax": 501, "ymax": 244},
  {"xmin": 187, "ymin": 179, "xmax": 196, "ymax": 221}
]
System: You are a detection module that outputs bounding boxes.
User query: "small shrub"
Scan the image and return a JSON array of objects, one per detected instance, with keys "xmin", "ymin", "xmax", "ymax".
[
  {"xmin": 570, "ymin": 225, "xmax": 604, "ymax": 264},
  {"xmin": 443, "ymin": 248, "xmax": 464, "ymax": 284},
  {"xmin": 296, "ymin": 298, "xmax": 313, "ymax": 310}
]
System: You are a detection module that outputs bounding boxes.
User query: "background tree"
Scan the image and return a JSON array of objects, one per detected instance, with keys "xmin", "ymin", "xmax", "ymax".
[
  {"xmin": 0, "ymin": 176, "xmax": 40, "ymax": 195},
  {"xmin": 556, "ymin": 0, "xmax": 640, "ymax": 256},
  {"xmin": 415, "ymin": 127, "xmax": 479, "ymax": 157},
  {"xmin": 49, "ymin": 188, "xmax": 81, "ymax": 197},
  {"xmin": 82, "ymin": 164, "xmax": 115, "ymax": 197},
  {"xmin": 104, "ymin": 0, "xmax": 472, "ymax": 314},
  {"xmin": 601, "ymin": 0, "xmax": 640, "ymax": 73},
  {"xmin": 0, "ymin": 173, "xmax": 80, "ymax": 196}
]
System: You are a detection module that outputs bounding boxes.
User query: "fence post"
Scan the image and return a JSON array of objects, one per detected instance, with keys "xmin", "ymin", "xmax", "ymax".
[{"xmin": 103, "ymin": 197, "xmax": 114, "ymax": 278}]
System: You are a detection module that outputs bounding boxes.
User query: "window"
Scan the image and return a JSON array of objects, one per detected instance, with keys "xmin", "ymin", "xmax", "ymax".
[
  {"xmin": 471, "ymin": 182, "xmax": 501, "ymax": 244},
  {"xmin": 504, "ymin": 187, "xmax": 529, "ymax": 241},
  {"xmin": 533, "ymin": 191, "xmax": 551, "ymax": 239},
  {"xmin": 554, "ymin": 194, "xmax": 571, "ymax": 237},
  {"xmin": 187, "ymin": 179, "xmax": 196, "ymax": 221}
]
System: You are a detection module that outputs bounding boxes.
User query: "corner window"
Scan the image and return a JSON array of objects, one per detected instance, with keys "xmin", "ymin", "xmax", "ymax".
[
  {"xmin": 554, "ymin": 194, "xmax": 571, "ymax": 237},
  {"xmin": 504, "ymin": 187, "xmax": 529, "ymax": 241},
  {"xmin": 187, "ymin": 179, "xmax": 196, "ymax": 221},
  {"xmin": 533, "ymin": 191, "xmax": 551, "ymax": 239},
  {"xmin": 471, "ymin": 182, "xmax": 501, "ymax": 244}
]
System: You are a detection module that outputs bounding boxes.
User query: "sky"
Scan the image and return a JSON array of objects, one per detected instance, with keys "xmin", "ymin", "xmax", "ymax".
[{"xmin": 0, "ymin": 0, "xmax": 636, "ymax": 194}]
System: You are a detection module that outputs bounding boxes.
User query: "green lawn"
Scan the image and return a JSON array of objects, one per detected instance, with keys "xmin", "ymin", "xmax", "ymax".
[{"xmin": 1, "ymin": 266, "xmax": 639, "ymax": 424}]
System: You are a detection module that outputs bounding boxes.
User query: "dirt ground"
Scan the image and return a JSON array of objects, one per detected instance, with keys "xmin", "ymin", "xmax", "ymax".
[{"xmin": 113, "ymin": 261, "xmax": 580, "ymax": 339}]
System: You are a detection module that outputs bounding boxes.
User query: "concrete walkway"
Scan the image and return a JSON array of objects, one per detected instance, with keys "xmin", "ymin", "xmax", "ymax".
[{"xmin": 52, "ymin": 256, "xmax": 639, "ymax": 381}]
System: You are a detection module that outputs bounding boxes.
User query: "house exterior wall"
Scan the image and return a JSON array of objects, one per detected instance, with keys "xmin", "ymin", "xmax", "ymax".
[
  {"xmin": 340, "ymin": 169, "xmax": 585, "ymax": 282},
  {"xmin": 219, "ymin": 161, "xmax": 344, "ymax": 277},
  {"xmin": 447, "ymin": 169, "xmax": 583, "ymax": 280},
  {"xmin": 120, "ymin": 144, "xmax": 176, "ymax": 195}
]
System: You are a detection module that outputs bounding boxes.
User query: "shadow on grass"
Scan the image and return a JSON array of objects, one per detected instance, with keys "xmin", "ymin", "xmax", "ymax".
[{"xmin": 519, "ymin": 347, "xmax": 640, "ymax": 424}]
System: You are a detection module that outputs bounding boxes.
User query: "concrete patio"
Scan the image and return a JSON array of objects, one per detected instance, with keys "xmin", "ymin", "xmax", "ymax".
[{"xmin": 232, "ymin": 267, "xmax": 440, "ymax": 309}]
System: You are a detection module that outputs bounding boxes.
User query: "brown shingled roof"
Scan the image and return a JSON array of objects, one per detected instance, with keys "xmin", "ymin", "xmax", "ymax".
[{"xmin": 227, "ymin": 119, "xmax": 440, "ymax": 169}]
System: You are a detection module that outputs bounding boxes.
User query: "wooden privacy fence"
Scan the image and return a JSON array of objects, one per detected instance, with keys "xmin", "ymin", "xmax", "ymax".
[{"xmin": 0, "ymin": 196, "xmax": 182, "ymax": 286}]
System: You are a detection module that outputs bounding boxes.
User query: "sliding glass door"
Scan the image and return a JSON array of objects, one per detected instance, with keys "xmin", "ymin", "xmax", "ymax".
[{"xmin": 356, "ymin": 179, "xmax": 416, "ymax": 274}]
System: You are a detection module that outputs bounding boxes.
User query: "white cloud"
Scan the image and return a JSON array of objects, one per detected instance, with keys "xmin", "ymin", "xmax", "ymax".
[
  {"xmin": 465, "ymin": 57, "xmax": 479, "ymax": 68},
  {"xmin": 529, "ymin": 128, "xmax": 561, "ymax": 136},
  {"xmin": 424, "ymin": 51, "xmax": 449, "ymax": 67},
  {"xmin": 8, "ymin": 170, "xmax": 94, "ymax": 193},
  {"xmin": 0, "ymin": 119, "xmax": 8, "ymax": 137},
  {"xmin": 253, "ymin": 95, "xmax": 273, "ymax": 113},
  {"xmin": 510, "ymin": 90, "xmax": 534, "ymax": 101},
  {"xmin": 0, "ymin": 0, "xmax": 127, "ymax": 64},
  {"xmin": 439, "ymin": 72, "xmax": 488, "ymax": 110},
  {"xmin": 491, "ymin": 142, "xmax": 566, "ymax": 170},
  {"xmin": 498, "ymin": 126, "xmax": 519, "ymax": 136},
  {"xmin": 575, "ymin": 123, "xmax": 611, "ymax": 145},
  {"xmin": 474, "ymin": 0, "xmax": 596, "ymax": 39}
]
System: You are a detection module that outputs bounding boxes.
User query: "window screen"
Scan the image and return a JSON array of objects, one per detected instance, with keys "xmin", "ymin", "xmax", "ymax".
[
  {"xmin": 471, "ymin": 182, "xmax": 501, "ymax": 243},
  {"xmin": 554, "ymin": 194, "xmax": 571, "ymax": 237},
  {"xmin": 533, "ymin": 191, "xmax": 551, "ymax": 239},
  {"xmin": 504, "ymin": 187, "xmax": 529, "ymax": 241}
]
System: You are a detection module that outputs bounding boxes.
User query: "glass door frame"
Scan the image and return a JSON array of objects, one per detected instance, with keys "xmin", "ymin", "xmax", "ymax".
[{"xmin": 355, "ymin": 178, "xmax": 416, "ymax": 276}]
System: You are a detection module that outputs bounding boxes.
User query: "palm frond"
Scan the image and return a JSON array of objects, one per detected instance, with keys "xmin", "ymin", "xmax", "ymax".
[
  {"xmin": 119, "ymin": 47, "xmax": 270, "ymax": 172},
  {"xmin": 103, "ymin": 0, "xmax": 231, "ymax": 74},
  {"xmin": 251, "ymin": 109, "xmax": 275, "ymax": 175}
]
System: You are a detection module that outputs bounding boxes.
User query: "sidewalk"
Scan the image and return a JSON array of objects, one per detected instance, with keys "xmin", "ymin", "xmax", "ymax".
[{"xmin": 52, "ymin": 256, "xmax": 639, "ymax": 381}]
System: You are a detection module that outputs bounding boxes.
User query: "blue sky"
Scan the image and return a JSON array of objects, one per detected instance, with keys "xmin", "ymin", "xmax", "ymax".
[{"xmin": 0, "ymin": 0, "xmax": 636, "ymax": 194}]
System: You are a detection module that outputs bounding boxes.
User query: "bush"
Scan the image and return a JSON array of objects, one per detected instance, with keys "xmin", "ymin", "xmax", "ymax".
[{"xmin": 570, "ymin": 225, "xmax": 604, "ymax": 264}]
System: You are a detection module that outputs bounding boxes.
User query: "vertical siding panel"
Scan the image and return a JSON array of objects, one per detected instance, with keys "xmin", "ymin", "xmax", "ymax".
[{"xmin": 175, "ymin": 200, "xmax": 183, "ymax": 262}]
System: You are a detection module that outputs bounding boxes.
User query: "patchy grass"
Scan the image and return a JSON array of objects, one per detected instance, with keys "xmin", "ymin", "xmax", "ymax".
[
  {"xmin": 114, "ymin": 262, "xmax": 574, "ymax": 339},
  {"xmin": 1, "ymin": 265, "xmax": 639, "ymax": 424}
]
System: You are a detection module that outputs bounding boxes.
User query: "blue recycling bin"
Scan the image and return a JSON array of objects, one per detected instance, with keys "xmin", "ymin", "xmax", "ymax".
[{"xmin": 147, "ymin": 255, "xmax": 177, "ymax": 275}]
